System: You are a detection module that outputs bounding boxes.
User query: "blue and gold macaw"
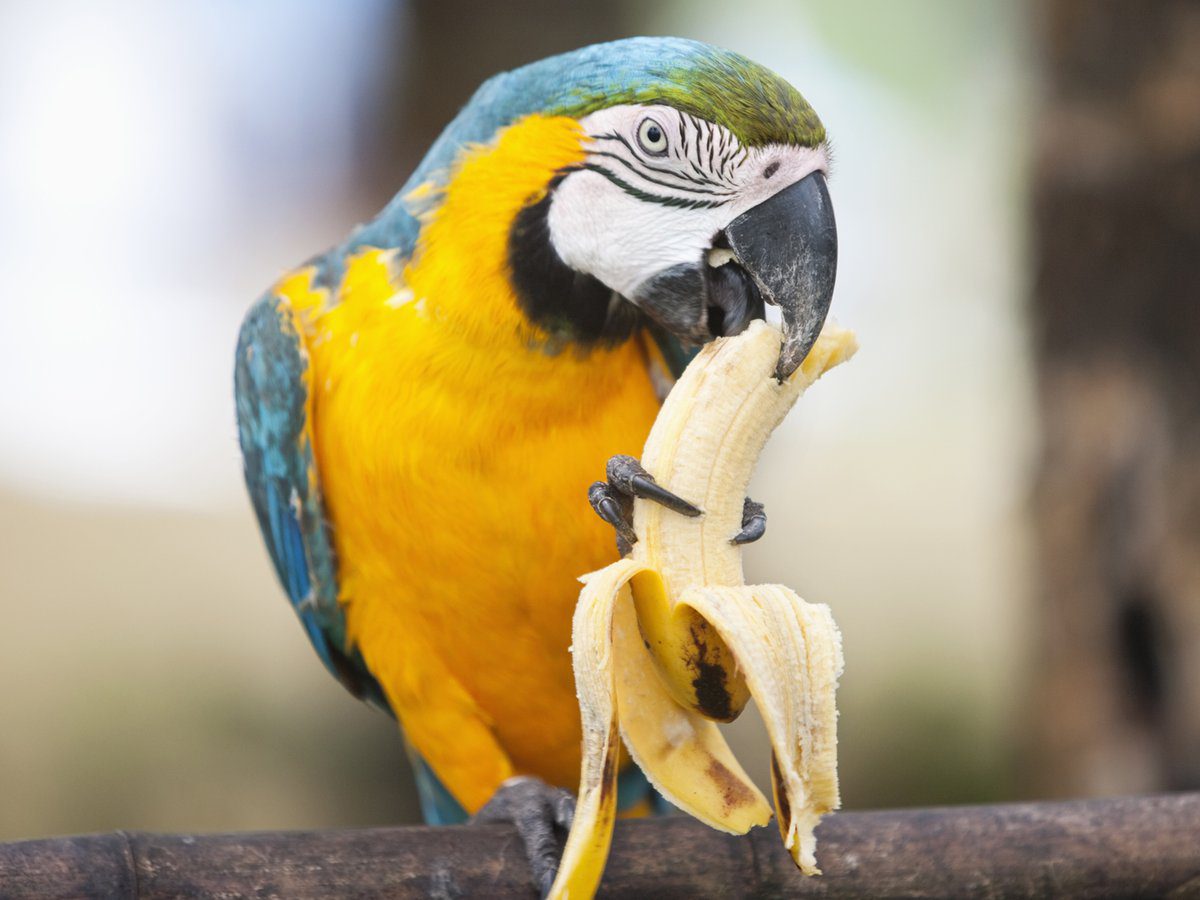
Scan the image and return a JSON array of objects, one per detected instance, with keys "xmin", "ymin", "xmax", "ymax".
[{"xmin": 235, "ymin": 36, "xmax": 835, "ymax": 890}]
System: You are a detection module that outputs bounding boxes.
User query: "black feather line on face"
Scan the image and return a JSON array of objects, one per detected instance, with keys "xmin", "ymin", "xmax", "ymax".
[
  {"xmin": 587, "ymin": 151, "xmax": 735, "ymax": 196},
  {"xmin": 507, "ymin": 176, "xmax": 643, "ymax": 349},
  {"xmin": 590, "ymin": 131, "xmax": 720, "ymax": 187},
  {"xmin": 591, "ymin": 133, "xmax": 730, "ymax": 191},
  {"xmin": 581, "ymin": 164, "xmax": 729, "ymax": 210},
  {"xmin": 679, "ymin": 117, "xmax": 712, "ymax": 181}
]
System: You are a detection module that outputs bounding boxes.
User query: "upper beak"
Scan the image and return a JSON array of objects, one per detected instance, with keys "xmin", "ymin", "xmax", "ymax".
[{"xmin": 723, "ymin": 170, "xmax": 838, "ymax": 380}]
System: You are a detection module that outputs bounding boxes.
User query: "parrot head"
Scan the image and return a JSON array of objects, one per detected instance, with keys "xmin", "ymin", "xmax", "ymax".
[{"xmin": 372, "ymin": 37, "xmax": 837, "ymax": 378}]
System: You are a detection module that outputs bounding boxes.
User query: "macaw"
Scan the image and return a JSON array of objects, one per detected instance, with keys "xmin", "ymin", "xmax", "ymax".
[{"xmin": 234, "ymin": 36, "xmax": 836, "ymax": 891}]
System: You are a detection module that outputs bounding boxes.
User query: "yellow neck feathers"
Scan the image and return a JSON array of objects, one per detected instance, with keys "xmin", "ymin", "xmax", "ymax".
[
  {"xmin": 276, "ymin": 112, "xmax": 657, "ymax": 426},
  {"xmin": 401, "ymin": 113, "xmax": 588, "ymax": 349}
]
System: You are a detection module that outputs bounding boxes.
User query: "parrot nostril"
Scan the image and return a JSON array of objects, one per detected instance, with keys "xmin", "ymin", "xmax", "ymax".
[{"xmin": 763, "ymin": 161, "xmax": 780, "ymax": 179}]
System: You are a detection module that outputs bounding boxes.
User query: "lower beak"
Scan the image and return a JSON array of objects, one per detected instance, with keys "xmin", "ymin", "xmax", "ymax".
[{"xmin": 723, "ymin": 170, "xmax": 838, "ymax": 380}]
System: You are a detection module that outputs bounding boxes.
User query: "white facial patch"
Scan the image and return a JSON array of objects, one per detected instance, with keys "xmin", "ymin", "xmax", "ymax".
[{"xmin": 546, "ymin": 104, "xmax": 828, "ymax": 301}]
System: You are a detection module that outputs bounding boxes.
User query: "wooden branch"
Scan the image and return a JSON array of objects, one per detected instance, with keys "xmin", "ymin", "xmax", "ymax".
[{"xmin": 3, "ymin": 793, "xmax": 1198, "ymax": 898}]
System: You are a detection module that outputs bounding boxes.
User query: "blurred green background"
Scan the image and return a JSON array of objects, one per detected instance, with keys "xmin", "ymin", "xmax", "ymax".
[{"xmin": 2, "ymin": 0, "xmax": 1196, "ymax": 840}]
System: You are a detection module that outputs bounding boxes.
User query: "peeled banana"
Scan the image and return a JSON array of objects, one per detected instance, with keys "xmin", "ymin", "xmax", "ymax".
[{"xmin": 549, "ymin": 319, "xmax": 857, "ymax": 899}]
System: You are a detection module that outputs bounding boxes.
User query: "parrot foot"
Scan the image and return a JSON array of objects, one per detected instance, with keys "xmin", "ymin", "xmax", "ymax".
[
  {"xmin": 588, "ymin": 454, "xmax": 767, "ymax": 553},
  {"xmin": 589, "ymin": 454, "xmax": 700, "ymax": 555},
  {"xmin": 473, "ymin": 776, "xmax": 575, "ymax": 898}
]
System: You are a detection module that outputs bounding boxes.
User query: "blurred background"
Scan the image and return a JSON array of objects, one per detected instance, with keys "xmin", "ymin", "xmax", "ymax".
[{"xmin": 1, "ymin": 0, "xmax": 1197, "ymax": 840}]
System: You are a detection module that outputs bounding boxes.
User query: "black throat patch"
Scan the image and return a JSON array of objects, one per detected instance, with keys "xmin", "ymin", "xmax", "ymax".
[{"xmin": 507, "ymin": 177, "xmax": 642, "ymax": 350}]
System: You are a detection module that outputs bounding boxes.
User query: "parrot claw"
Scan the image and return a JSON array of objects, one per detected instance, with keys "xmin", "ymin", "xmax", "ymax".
[
  {"xmin": 473, "ymin": 776, "xmax": 575, "ymax": 898},
  {"xmin": 606, "ymin": 454, "xmax": 701, "ymax": 516},
  {"xmin": 589, "ymin": 481, "xmax": 638, "ymax": 553},
  {"xmin": 732, "ymin": 496, "xmax": 767, "ymax": 544},
  {"xmin": 591, "ymin": 456, "xmax": 766, "ymax": 553},
  {"xmin": 590, "ymin": 454, "xmax": 701, "ymax": 556}
]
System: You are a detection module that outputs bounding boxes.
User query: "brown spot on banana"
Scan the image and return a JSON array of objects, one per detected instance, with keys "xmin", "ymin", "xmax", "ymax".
[
  {"xmin": 770, "ymin": 750, "xmax": 793, "ymax": 845},
  {"xmin": 597, "ymin": 722, "xmax": 621, "ymax": 804},
  {"xmin": 688, "ymin": 619, "xmax": 739, "ymax": 722},
  {"xmin": 706, "ymin": 757, "xmax": 758, "ymax": 814}
]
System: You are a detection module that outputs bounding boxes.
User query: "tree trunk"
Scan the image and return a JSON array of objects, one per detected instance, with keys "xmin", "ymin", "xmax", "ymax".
[{"xmin": 1029, "ymin": 0, "xmax": 1200, "ymax": 795}]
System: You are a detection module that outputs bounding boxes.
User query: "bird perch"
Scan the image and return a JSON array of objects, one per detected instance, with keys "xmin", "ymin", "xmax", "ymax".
[{"xmin": 2, "ymin": 793, "xmax": 1197, "ymax": 898}]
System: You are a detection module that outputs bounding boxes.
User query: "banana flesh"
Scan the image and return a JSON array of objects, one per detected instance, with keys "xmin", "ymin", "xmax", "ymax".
[{"xmin": 549, "ymin": 320, "xmax": 856, "ymax": 899}]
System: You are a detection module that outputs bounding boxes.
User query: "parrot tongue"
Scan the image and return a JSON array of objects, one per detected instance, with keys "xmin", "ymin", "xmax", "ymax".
[{"xmin": 703, "ymin": 246, "xmax": 766, "ymax": 339}]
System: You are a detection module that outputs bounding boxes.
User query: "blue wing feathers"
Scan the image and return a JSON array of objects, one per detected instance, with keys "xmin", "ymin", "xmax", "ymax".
[{"xmin": 235, "ymin": 294, "xmax": 389, "ymax": 711}]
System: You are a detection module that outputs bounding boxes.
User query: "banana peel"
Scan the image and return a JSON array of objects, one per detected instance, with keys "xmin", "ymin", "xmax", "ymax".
[{"xmin": 550, "ymin": 319, "xmax": 856, "ymax": 899}]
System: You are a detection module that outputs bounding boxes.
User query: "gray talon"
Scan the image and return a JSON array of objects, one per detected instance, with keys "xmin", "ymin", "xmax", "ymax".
[
  {"xmin": 589, "ymin": 481, "xmax": 637, "ymax": 548},
  {"xmin": 732, "ymin": 496, "xmax": 767, "ymax": 545},
  {"xmin": 606, "ymin": 454, "xmax": 702, "ymax": 516},
  {"xmin": 590, "ymin": 455, "xmax": 702, "ymax": 556}
]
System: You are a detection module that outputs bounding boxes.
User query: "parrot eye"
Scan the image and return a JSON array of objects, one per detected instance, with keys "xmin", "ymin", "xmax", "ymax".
[{"xmin": 636, "ymin": 118, "xmax": 669, "ymax": 156}]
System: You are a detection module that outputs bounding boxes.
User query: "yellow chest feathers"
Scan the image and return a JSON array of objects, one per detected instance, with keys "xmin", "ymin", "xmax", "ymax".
[{"xmin": 272, "ymin": 114, "xmax": 662, "ymax": 792}]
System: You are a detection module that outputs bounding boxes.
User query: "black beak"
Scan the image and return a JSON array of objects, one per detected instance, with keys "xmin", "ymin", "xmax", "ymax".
[
  {"xmin": 627, "ymin": 170, "xmax": 837, "ymax": 378},
  {"xmin": 724, "ymin": 170, "xmax": 838, "ymax": 380}
]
